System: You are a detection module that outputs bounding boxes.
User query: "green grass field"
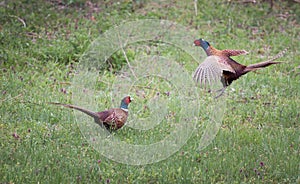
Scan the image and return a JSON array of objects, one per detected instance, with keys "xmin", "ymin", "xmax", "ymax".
[{"xmin": 1, "ymin": 0, "xmax": 299, "ymax": 183}]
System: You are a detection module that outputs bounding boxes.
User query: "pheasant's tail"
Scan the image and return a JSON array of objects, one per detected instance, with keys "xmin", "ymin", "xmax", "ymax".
[
  {"xmin": 245, "ymin": 47, "xmax": 288, "ymax": 72},
  {"xmin": 264, "ymin": 47, "xmax": 288, "ymax": 63},
  {"xmin": 49, "ymin": 102, "xmax": 100, "ymax": 119}
]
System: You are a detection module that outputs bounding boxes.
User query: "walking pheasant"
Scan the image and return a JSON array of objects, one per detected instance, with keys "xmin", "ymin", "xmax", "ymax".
[
  {"xmin": 193, "ymin": 38, "xmax": 287, "ymax": 96},
  {"xmin": 51, "ymin": 96, "xmax": 132, "ymax": 131}
]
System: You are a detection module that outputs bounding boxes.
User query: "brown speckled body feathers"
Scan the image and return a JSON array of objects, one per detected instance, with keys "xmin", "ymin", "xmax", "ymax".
[{"xmin": 97, "ymin": 108, "xmax": 128, "ymax": 130}]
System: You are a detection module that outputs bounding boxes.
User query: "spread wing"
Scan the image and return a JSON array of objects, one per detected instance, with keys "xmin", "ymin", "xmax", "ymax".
[{"xmin": 193, "ymin": 56, "xmax": 229, "ymax": 89}]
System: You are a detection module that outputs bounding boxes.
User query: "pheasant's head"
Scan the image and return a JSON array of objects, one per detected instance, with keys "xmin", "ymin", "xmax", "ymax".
[
  {"xmin": 194, "ymin": 38, "xmax": 210, "ymax": 51},
  {"xmin": 120, "ymin": 96, "xmax": 133, "ymax": 111}
]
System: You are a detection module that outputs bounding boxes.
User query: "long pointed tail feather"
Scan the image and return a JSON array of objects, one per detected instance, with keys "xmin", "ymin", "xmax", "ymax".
[
  {"xmin": 49, "ymin": 102, "xmax": 100, "ymax": 119},
  {"xmin": 245, "ymin": 47, "xmax": 288, "ymax": 72}
]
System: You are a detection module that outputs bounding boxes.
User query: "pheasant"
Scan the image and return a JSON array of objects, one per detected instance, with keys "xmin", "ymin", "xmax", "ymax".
[
  {"xmin": 193, "ymin": 38, "xmax": 287, "ymax": 96},
  {"xmin": 50, "ymin": 96, "xmax": 132, "ymax": 131}
]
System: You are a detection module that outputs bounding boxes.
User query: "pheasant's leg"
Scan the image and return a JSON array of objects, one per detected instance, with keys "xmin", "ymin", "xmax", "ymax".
[
  {"xmin": 210, "ymin": 76, "xmax": 227, "ymax": 98},
  {"xmin": 214, "ymin": 86, "xmax": 226, "ymax": 99},
  {"xmin": 206, "ymin": 86, "xmax": 226, "ymax": 98}
]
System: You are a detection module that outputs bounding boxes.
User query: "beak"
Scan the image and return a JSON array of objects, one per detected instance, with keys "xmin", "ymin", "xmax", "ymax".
[{"xmin": 193, "ymin": 43, "xmax": 196, "ymax": 46}]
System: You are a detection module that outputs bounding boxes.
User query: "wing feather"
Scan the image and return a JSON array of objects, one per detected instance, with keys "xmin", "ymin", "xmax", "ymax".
[{"xmin": 193, "ymin": 56, "xmax": 224, "ymax": 89}]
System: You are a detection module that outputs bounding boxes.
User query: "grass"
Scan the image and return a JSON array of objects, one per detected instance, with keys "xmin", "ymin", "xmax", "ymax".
[{"xmin": 1, "ymin": 0, "xmax": 300, "ymax": 183}]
